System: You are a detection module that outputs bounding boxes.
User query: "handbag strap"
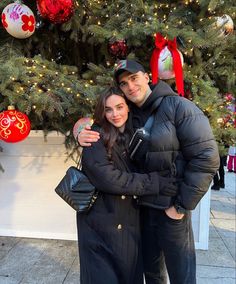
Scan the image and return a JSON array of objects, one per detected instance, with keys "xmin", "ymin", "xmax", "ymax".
[
  {"xmin": 76, "ymin": 152, "xmax": 82, "ymax": 170},
  {"xmin": 143, "ymin": 115, "xmax": 155, "ymax": 132},
  {"xmin": 143, "ymin": 97, "xmax": 164, "ymax": 132}
]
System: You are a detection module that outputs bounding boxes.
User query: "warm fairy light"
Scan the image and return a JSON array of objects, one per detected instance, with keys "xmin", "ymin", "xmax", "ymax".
[
  {"xmin": 39, "ymin": 74, "xmax": 43, "ymax": 77},
  {"xmin": 32, "ymin": 105, "xmax": 36, "ymax": 109},
  {"xmin": 61, "ymin": 83, "xmax": 65, "ymax": 86},
  {"xmin": 217, "ymin": 118, "xmax": 223, "ymax": 123},
  {"xmin": 85, "ymin": 84, "xmax": 89, "ymax": 87},
  {"xmin": 48, "ymin": 88, "xmax": 51, "ymax": 91},
  {"xmin": 97, "ymin": 21, "xmax": 101, "ymax": 25},
  {"xmin": 77, "ymin": 93, "xmax": 80, "ymax": 97},
  {"xmin": 67, "ymin": 88, "xmax": 71, "ymax": 91},
  {"xmin": 43, "ymin": 65, "xmax": 46, "ymax": 68},
  {"xmin": 90, "ymin": 80, "xmax": 93, "ymax": 83}
]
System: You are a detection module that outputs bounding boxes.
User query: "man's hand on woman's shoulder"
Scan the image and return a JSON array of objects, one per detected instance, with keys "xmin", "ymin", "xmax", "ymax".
[{"xmin": 78, "ymin": 125, "xmax": 100, "ymax": 146}]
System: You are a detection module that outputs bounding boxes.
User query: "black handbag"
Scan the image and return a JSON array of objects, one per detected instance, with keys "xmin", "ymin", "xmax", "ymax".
[{"xmin": 55, "ymin": 166, "xmax": 98, "ymax": 213}]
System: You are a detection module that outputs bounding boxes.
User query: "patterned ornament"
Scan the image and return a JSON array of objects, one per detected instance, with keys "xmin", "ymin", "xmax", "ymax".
[
  {"xmin": 37, "ymin": 0, "xmax": 74, "ymax": 24},
  {"xmin": 1, "ymin": 3, "xmax": 35, "ymax": 39},
  {"xmin": 0, "ymin": 106, "xmax": 31, "ymax": 143},
  {"xmin": 216, "ymin": 14, "xmax": 234, "ymax": 37},
  {"xmin": 108, "ymin": 39, "xmax": 128, "ymax": 59},
  {"xmin": 73, "ymin": 117, "xmax": 93, "ymax": 140},
  {"xmin": 158, "ymin": 46, "xmax": 184, "ymax": 80}
]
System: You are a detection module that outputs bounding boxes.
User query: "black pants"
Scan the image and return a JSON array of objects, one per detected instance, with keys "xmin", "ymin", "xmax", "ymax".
[
  {"xmin": 213, "ymin": 156, "xmax": 225, "ymax": 187},
  {"xmin": 141, "ymin": 208, "xmax": 196, "ymax": 284}
]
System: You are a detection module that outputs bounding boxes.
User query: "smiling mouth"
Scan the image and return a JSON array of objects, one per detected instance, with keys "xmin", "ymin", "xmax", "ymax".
[{"xmin": 129, "ymin": 89, "xmax": 139, "ymax": 96}]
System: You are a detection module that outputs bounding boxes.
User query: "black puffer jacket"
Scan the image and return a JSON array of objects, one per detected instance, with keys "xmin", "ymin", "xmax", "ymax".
[{"xmin": 131, "ymin": 81, "xmax": 220, "ymax": 210}]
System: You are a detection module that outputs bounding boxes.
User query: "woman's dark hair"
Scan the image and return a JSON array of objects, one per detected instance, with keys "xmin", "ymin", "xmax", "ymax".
[{"xmin": 94, "ymin": 86, "xmax": 128, "ymax": 156}]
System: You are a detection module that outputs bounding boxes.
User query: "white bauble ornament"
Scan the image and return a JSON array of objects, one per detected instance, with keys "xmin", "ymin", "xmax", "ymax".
[
  {"xmin": 216, "ymin": 14, "xmax": 234, "ymax": 37},
  {"xmin": 158, "ymin": 46, "xmax": 184, "ymax": 80},
  {"xmin": 1, "ymin": 3, "xmax": 35, "ymax": 39}
]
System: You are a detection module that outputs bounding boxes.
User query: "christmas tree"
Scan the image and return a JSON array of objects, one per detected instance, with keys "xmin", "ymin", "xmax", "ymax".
[{"xmin": 0, "ymin": 0, "xmax": 235, "ymax": 157}]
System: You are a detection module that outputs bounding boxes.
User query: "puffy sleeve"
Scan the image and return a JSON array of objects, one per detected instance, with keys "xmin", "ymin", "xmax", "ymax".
[
  {"xmin": 175, "ymin": 97, "xmax": 220, "ymax": 210},
  {"xmin": 81, "ymin": 138, "xmax": 160, "ymax": 196}
]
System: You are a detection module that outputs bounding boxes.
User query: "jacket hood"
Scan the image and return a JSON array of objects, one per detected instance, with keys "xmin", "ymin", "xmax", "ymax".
[{"xmin": 141, "ymin": 80, "xmax": 178, "ymax": 111}]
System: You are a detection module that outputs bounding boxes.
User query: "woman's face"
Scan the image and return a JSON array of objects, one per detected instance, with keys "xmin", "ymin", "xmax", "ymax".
[{"xmin": 105, "ymin": 94, "xmax": 129, "ymax": 132}]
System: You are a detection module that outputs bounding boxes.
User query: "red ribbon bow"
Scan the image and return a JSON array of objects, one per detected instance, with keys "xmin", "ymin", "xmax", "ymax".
[{"xmin": 150, "ymin": 33, "xmax": 184, "ymax": 96}]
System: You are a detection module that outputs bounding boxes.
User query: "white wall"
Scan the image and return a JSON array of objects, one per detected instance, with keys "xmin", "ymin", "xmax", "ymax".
[{"xmin": 0, "ymin": 131, "xmax": 211, "ymax": 249}]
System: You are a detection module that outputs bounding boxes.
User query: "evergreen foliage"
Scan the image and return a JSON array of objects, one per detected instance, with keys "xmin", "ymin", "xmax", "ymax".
[{"xmin": 0, "ymin": 0, "xmax": 235, "ymax": 156}]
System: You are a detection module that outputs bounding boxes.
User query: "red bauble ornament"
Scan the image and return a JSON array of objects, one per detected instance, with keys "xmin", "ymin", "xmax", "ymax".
[
  {"xmin": 37, "ymin": 0, "xmax": 74, "ymax": 24},
  {"xmin": 108, "ymin": 39, "xmax": 128, "ymax": 59},
  {"xmin": 0, "ymin": 106, "xmax": 31, "ymax": 143}
]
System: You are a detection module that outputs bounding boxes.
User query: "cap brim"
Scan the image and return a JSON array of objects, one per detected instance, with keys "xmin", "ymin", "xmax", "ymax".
[{"xmin": 115, "ymin": 67, "xmax": 140, "ymax": 83}]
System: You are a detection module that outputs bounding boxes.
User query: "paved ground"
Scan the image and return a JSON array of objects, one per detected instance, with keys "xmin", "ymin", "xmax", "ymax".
[{"xmin": 0, "ymin": 170, "xmax": 235, "ymax": 284}]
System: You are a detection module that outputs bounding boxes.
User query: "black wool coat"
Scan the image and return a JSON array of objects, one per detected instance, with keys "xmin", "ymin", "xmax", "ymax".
[{"xmin": 77, "ymin": 133, "xmax": 160, "ymax": 284}]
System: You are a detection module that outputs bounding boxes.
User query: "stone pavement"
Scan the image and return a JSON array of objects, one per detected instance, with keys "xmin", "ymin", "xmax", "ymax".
[{"xmin": 0, "ymin": 170, "xmax": 235, "ymax": 284}]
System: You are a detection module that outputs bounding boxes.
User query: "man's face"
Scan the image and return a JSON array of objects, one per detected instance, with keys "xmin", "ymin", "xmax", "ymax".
[{"xmin": 118, "ymin": 71, "xmax": 150, "ymax": 107}]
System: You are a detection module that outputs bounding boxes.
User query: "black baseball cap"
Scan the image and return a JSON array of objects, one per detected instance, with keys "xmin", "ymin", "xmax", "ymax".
[{"xmin": 114, "ymin": 60, "xmax": 146, "ymax": 83}]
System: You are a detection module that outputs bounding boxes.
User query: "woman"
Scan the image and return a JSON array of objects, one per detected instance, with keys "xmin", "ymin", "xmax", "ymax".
[{"xmin": 77, "ymin": 86, "xmax": 177, "ymax": 284}]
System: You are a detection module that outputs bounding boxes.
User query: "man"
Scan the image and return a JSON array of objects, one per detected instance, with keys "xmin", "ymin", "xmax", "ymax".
[{"xmin": 78, "ymin": 60, "xmax": 219, "ymax": 284}]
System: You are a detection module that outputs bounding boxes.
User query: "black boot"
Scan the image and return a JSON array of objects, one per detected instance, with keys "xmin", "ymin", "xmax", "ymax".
[
  {"xmin": 219, "ymin": 181, "xmax": 225, "ymax": 188},
  {"xmin": 211, "ymin": 184, "xmax": 220, "ymax": 190}
]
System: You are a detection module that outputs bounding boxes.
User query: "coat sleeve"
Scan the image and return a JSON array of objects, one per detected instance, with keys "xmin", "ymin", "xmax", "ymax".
[
  {"xmin": 175, "ymin": 98, "xmax": 220, "ymax": 210},
  {"xmin": 81, "ymin": 138, "xmax": 160, "ymax": 196}
]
